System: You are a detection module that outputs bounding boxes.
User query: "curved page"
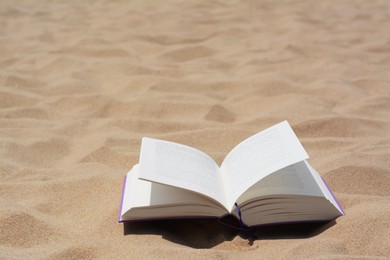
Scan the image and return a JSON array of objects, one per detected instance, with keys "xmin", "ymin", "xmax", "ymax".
[
  {"xmin": 120, "ymin": 165, "xmax": 227, "ymax": 221},
  {"xmin": 220, "ymin": 121, "xmax": 309, "ymax": 210},
  {"xmin": 138, "ymin": 137, "xmax": 228, "ymax": 209}
]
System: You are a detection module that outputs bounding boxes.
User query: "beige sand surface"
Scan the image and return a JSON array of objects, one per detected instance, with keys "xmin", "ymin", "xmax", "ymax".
[{"xmin": 1, "ymin": 0, "xmax": 390, "ymax": 258}]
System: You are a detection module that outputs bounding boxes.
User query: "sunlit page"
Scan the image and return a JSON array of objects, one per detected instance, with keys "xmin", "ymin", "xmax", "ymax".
[
  {"xmin": 138, "ymin": 137, "xmax": 228, "ymax": 209},
  {"xmin": 236, "ymin": 161, "xmax": 324, "ymax": 206},
  {"xmin": 220, "ymin": 121, "xmax": 309, "ymax": 209}
]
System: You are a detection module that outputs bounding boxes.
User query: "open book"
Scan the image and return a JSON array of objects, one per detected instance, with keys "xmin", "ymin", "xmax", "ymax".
[{"xmin": 118, "ymin": 121, "xmax": 344, "ymax": 227}]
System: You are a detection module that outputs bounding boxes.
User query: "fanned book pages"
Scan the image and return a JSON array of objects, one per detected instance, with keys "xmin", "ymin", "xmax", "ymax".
[{"xmin": 118, "ymin": 121, "xmax": 344, "ymax": 228}]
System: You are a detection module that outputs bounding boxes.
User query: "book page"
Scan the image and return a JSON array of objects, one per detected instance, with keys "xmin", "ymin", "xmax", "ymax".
[
  {"xmin": 138, "ymin": 137, "xmax": 228, "ymax": 209},
  {"xmin": 235, "ymin": 161, "xmax": 324, "ymax": 206},
  {"xmin": 220, "ymin": 121, "xmax": 309, "ymax": 209},
  {"xmin": 305, "ymin": 161, "xmax": 345, "ymax": 215},
  {"xmin": 120, "ymin": 165, "xmax": 227, "ymax": 220}
]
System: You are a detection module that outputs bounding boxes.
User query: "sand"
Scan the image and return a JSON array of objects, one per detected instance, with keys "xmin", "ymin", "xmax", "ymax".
[{"xmin": 1, "ymin": 0, "xmax": 390, "ymax": 258}]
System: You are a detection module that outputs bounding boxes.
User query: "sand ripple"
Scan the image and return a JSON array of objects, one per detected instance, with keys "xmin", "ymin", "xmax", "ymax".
[{"xmin": 1, "ymin": 0, "xmax": 389, "ymax": 258}]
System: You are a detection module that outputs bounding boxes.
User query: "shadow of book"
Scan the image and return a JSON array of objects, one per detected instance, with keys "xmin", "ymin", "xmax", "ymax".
[
  {"xmin": 243, "ymin": 220, "xmax": 337, "ymax": 244},
  {"xmin": 123, "ymin": 218, "xmax": 237, "ymax": 248},
  {"xmin": 123, "ymin": 217, "xmax": 336, "ymax": 249}
]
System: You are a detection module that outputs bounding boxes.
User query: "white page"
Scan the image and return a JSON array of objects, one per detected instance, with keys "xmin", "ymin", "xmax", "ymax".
[
  {"xmin": 220, "ymin": 121, "xmax": 309, "ymax": 209},
  {"xmin": 121, "ymin": 165, "xmax": 152, "ymax": 216},
  {"xmin": 305, "ymin": 161, "xmax": 345, "ymax": 215},
  {"xmin": 121, "ymin": 164, "xmax": 227, "ymax": 219},
  {"xmin": 236, "ymin": 161, "xmax": 324, "ymax": 206},
  {"xmin": 138, "ymin": 137, "xmax": 228, "ymax": 209}
]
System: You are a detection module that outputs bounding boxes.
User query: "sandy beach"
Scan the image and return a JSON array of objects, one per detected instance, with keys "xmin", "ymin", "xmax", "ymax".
[{"xmin": 1, "ymin": 0, "xmax": 390, "ymax": 258}]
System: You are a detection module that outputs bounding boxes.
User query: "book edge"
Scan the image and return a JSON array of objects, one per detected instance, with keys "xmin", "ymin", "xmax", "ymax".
[
  {"xmin": 320, "ymin": 176, "xmax": 345, "ymax": 216},
  {"xmin": 118, "ymin": 215, "xmax": 219, "ymax": 223},
  {"xmin": 118, "ymin": 175, "xmax": 128, "ymax": 223},
  {"xmin": 119, "ymin": 213, "xmax": 339, "ymax": 229},
  {"xmin": 244, "ymin": 218, "xmax": 336, "ymax": 229}
]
